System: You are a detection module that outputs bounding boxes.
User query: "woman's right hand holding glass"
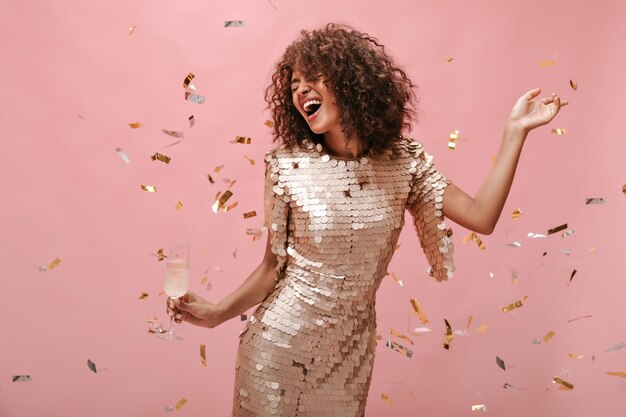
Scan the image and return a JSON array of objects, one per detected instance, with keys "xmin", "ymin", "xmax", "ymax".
[{"xmin": 166, "ymin": 291, "xmax": 225, "ymax": 329}]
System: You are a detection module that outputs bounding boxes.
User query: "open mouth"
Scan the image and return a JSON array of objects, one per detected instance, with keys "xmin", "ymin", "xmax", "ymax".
[{"xmin": 303, "ymin": 100, "xmax": 322, "ymax": 118}]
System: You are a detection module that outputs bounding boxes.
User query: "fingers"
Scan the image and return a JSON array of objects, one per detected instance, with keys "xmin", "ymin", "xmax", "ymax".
[{"xmin": 523, "ymin": 88, "xmax": 541, "ymax": 100}]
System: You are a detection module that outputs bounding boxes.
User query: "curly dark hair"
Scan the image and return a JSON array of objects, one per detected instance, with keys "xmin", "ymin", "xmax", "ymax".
[{"xmin": 264, "ymin": 23, "xmax": 418, "ymax": 154}]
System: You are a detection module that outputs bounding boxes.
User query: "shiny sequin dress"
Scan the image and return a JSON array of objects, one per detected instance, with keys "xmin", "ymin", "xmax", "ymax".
[{"xmin": 232, "ymin": 136, "xmax": 455, "ymax": 416}]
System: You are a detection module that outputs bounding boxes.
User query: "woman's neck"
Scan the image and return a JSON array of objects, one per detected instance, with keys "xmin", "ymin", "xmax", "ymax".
[{"xmin": 322, "ymin": 129, "xmax": 367, "ymax": 159}]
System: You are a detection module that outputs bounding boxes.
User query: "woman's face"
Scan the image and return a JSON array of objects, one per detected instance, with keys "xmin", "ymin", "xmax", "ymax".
[{"xmin": 291, "ymin": 69, "xmax": 341, "ymax": 135}]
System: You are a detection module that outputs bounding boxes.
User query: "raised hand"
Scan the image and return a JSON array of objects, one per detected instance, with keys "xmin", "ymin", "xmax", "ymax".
[
  {"xmin": 508, "ymin": 88, "xmax": 568, "ymax": 134},
  {"xmin": 166, "ymin": 290, "xmax": 225, "ymax": 329}
]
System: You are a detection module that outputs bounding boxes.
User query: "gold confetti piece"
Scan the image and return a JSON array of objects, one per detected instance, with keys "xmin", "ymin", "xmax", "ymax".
[
  {"xmin": 566, "ymin": 314, "xmax": 592, "ymax": 323},
  {"xmin": 128, "ymin": 25, "xmax": 136, "ymax": 36},
  {"xmin": 568, "ymin": 354, "xmax": 584, "ymax": 359},
  {"xmin": 264, "ymin": 119, "xmax": 274, "ymax": 127},
  {"xmin": 443, "ymin": 319, "xmax": 453, "ymax": 350},
  {"xmin": 153, "ymin": 248, "xmax": 167, "ymax": 261},
  {"xmin": 244, "ymin": 155, "xmax": 256, "ymax": 166},
  {"xmin": 465, "ymin": 315, "xmax": 473, "ymax": 333},
  {"xmin": 232, "ymin": 136, "xmax": 251, "ymax": 144},
  {"xmin": 183, "ymin": 73, "xmax": 195, "ymax": 89},
  {"xmin": 502, "ymin": 295, "xmax": 528, "ymax": 313},
  {"xmin": 189, "ymin": 115, "xmax": 195, "ymax": 128},
  {"xmin": 214, "ymin": 164, "xmax": 225, "ymax": 173},
  {"xmin": 551, "ymin": 128, "xmax": 567, "ymax": 135},
  {"xmin": 605, "ymin": 341, "xmax": 625, "ymax": 352},
  {"xmin": 48, "ymin": 258, "xmax": 61, "ymax": 270},
  {"xmin": 175, "ymin": 398, "xmax": 188, "ymax": 410},
  {"xmin": 243, "ymin": 211, "xmax": 257, "ymax": 219},
  {"xmin": 590, "ymin": 246, "xmax": 596, "ymax": 253},
  {"xmin": 448, "ymin": 129, "xmax": 459, "ymax": 150},
  {"xmin": 212, "ymin": 190, "xmax": 233, "ymax": 213},
  {"xmin": 175, "ymin": 201, "xmax": 183, "ymax": 210},
  {"xmin": 570, "ymin": 79, "xmax": 578, "ymax": 91},
  {"xmin": 496, "ymin": 356, "xmax": 506, "ymax": 371},
  {"xmin": 204, "ymin": 175, "xmax": 215, "ymax": 186},
  {"xmin": 225, "ymin": 201, "xmax": 239, "ymax": 212},
  {"xmin": 390, "ymin": 328, "xmax": 414, "ymax": 346},
  {"xmin": 390, "ymin": 272, "xmax": 403, "ymax": 287},
  {"xmin": 552, "ymin": 376, "xmax": 573, "ymax": 390},
  {"xmin": 606, "ymin": 371, "xmax": 626, "ymax": 377},
  {"xmin": 12, "ymin": 375, "xmax": 32, "ymax": 382},
  {"xmin": 585, "ymin": 198, "xmax": 606, "ymax": 204},
  {"xmin": 472, "ymin": 405, "xmax": 488, "ymax": 412},
  {"xmin": 246, "ymin": 228, "xmax": 266, "ymax": 237},
  {"xmin": 115, "ymin": 147, "xmax": 131, "ymax": 164},
  {"xmin": 87, "ymin": 359, "xmax": 97, "ymax": 373},
  {"xmin": 410, "ymin": 299, "xmax": 429, "ymax": 324},
  {"xmin": 548, "ymin": 223, "xmax": 567, "ymax": 235},
  {"xmin": 138, "ymin": 293, "xmax": 148, "ymax": 300},
  {"xmin": 184, "ymin": 92, "xmax": 206, "ymax": 104},
  {"xmin": 386, "ymin": 339, "xmax": 414, "ymax": 358},
  {"xmin": 225, "ymin": 20, "xmax": 245, "ymax": 27},
  {"xmin": 225, "ymin": 179, "xmax": 237, "ymax": 189},
  {"xmin": 381, "ymin": 393, "xmax": 392, "ymax": 406},
  {"xmin": 141, "ymin": 184, "xmax": 157, "ymax": 193},
  {"xmin": 511, "ymin": 208, "xmax": 522, "ymax": 219},
  {"xmin": 539, "ymin": 60, "xmax": 556, "ymax": 67},
  {"xmin": 162, "ymin": 129, "xmax": 185, "ymax": 139},
  {"xmin": 128, "ymin": 122, "xmax": 143, "ymax": 129},
  {"xmin": 562, "ymin": 229, "xmax": 575, "ymax": 238},
  {"xmin": 200, "ymin": 344, "xmax": 206, "ymax": 366},
  {"xmin": 150, "ymin": 152, "xmax": 171, "ymax": 164},
  {"xmin": 527, "ymin": 232, "xmax": 547, "ymax": 239},
  {"xmin": 446, "ymin": 56, "xmax": 455, "ymax": 62},
  {"xmin": 542, "ymin": 330, "xmax": 556, "ymax": 343},
  {"xmin": 477, "ymin": 324, "xmax": 488, "ymax": 333},
  {"xmin": 623, "ymin": 184, "xmax": 626, "ymax": 195},
  {"xmin": 463, "ymin": 232, "xmax": 486, "ymax": 249}
]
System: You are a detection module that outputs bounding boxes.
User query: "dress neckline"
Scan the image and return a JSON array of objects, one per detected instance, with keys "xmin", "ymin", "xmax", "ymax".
[{"xmin": 311, "ymin": 141, "xmax": 373, "ymax": 162}]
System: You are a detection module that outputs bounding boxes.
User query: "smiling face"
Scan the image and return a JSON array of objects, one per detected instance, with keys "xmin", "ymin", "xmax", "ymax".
[{"xmin": 291, "ymin": 69, "xmax": 342, "ymax": 136}]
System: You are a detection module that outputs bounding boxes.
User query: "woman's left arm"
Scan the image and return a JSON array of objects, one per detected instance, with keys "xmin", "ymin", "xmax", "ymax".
[{"xmin": 442, "ymin": 88, "xmax": 568, "ymax": 235}]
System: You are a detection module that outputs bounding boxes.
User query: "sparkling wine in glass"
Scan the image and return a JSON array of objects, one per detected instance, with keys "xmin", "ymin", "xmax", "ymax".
[{"xmin": 158, "ymin": 240, "xmax": 189, "ymax": 340}]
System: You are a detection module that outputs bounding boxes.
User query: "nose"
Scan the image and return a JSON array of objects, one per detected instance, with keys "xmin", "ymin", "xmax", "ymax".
[{"xmin": 295, "ymin": 80, "xmax": 312, "ymax": 96}]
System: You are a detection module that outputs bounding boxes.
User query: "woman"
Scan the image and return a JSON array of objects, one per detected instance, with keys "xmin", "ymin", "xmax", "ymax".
[{"xmin": 167, "ymin": 23, "xmax": 567, "ymax": 416}]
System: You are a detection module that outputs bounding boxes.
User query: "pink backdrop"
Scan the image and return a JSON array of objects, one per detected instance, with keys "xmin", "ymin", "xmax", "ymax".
[{"xmin": 2, "ymin": 0, "xmax": 625, "ymax": 415}]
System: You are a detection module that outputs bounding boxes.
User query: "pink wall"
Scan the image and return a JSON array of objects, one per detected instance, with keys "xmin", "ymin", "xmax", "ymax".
[{"xmin": 2, "ymin": 0, "xmax": 625, "ymax": 415}]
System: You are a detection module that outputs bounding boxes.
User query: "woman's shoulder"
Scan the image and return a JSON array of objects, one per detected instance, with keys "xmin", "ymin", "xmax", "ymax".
[{"xmin": 389, "ymin": 136, "xmax": 425, "ymax": 159}]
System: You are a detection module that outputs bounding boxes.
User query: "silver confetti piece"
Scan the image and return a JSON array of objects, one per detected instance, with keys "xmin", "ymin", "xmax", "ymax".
[
  {"xmin": 527, "ymin": 232, "xmax": 547, "ymax": 239},
  {"xmin": 225, "ymin": 20, "xmax": 245, "ymax": 27},
  {"xmin": 496, "ymin": 356, "xmax": 506, "ymax": 370},
  {"xmin": 184, "ymin": 92, "xmax": 206, "ymax": 104},
  {"xmin": 585, "ymin": 198, "xmax": 606, "ymax": 205},
  {"xmin": 506, "ymin": 241, "xmax": 521, "ymax": 247},
  {"xmin": 115, "ymin": 147, "xmax": 131, "ymax": 164},
  {"xmin": 12, "ymin": 375, "xmax": 32, "ymax": 382},
  {"xmin": 162, "ymin": 129, "xmax": 185, "ymax": 139},
  {"xmin": 87, "ymin": 359, "xmax": 97, "ymax": 373},
  {"xmin": 605, "ymin": 341, "xmax": 625, "ymax": 353}
]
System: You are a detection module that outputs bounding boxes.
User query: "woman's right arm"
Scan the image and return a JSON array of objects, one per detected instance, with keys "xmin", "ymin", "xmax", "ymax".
[{"xmin": 170, "ymin": 232, "xmax": 279, "ymax": 328}]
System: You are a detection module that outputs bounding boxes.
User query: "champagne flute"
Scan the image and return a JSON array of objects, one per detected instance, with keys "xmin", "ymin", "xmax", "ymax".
[{"xmin": 158, "ymin": 240, "xmax": 190, "ymax": 340}]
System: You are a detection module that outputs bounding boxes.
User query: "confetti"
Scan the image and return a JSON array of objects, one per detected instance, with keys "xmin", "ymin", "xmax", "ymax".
[
  {"xmin": 264, "ymin": 119, "xmax": 274, "ymax": 127},
  {"xmin": 548, "ymin": 223, "xmax": 567, "ymax": 235},
  {"xmin": 150, "ymin": 152, "xmax": 171, "ymax": 164},
  {"xmin": 225, "ymin": 178, "xmax": 238, "ymax": 189},
  {"xmin": 472, "ymin": 405, "xmax": 488, "ymax": 412},
  {"xmin": 232, "ymin": 246, "xmax": 238, "ymax": 259},
  {"xmin": 162, "ymin": 129, "xmax": 185, "ymax": 139},
  {"xmin": 463, "ymin": 232, "xmax": 486, "ymax": 250},
  {"xmin": 185, "ymin": 92, "xmax": 206, "ymax": 104},
  {"xmin": 477, "ymin": 324, "xmax": 488, "ymax": 333},
  {"xmin": 141, "ymin": 185, "xmax": 157, "ymax": 193},
  {"xmin": 148, "ymin": 317, "xmax": 166, "ymax": 334},
  {"xmin": 212, "ymin": 190, "xmax": 234, "ymax": 213},
  {"xmin": 606, "ymin": 371, "xmax": 626, "ymax": 377},
  {"xmin": 446, "ymin": 57, "xmax": 455, "ymax": 62},
  {"xmin": 128, "ymin": 25, "xmax": 136, "ymax": 36},
  {"xmin": 200, "ymin": 344, "xmax": 206, "ymax": 366},
  {"xmin": 381, "ymin": 393, "xmax": 392, "ymax": 406},
  {"xmin": 502, "ymin": 295, "xmax": 528, "ymax": 313},
  {"xmin": 532, "ymin": 338, "xmax": 541, "ymax": 344},
  {"xmin": 448, "ymin": 129, "xmax": 459, "ymax": 150},
  {"xmin": 175, "ymin": 201, "xmax": 183, "ymax": 210},
  {"xmin": 623, "ymin": 184, "xmax": 626, "ymax": 195},
  {"xmin": 412, "ymin": 327, "xmax": 432, "ymax": 334},
  {"xmin": 390, "ymin": 329, "xmax": 414, "ymax": 346},
  {"xmin": 539, "ymin": 60, "xmax": 556, "ymax": 67},
  {"xmin": 527, "ymin": 232, "xmax": 547, "ymax": 239},
  {"xmin": 568, "ymin": 269, "xmax": 577, "ymax": 285},
  {"xmin": 183, "ymin": 73, "xmax": 195, "ymax": 89},
  {"xmin": 225, "ymin": 20, "xmax": 245, "ymax": 27},
  {"xmin": 138, "ymin": 292, "xmax": 148, "ymax": 300},
  {"xmin": 552, "ymin": 376, "xmax": 573, "ymax": 390},
  {"xmin": 560, "ymin": 248, "xmax": 571, "ymax": 255},
  {"xmin": 207, "ymin": 174, "xmax": 215, "ymax": 184},
  {"xmin": 115, "ymin": 147, "xmax": 131, "ymax": 164},
  {"xmin": 153, "ymin": 248, "xmax": 167, "ymax": 261},
  {"xmin": 390, "ymin": 272, "xmax": 403, "ymax": 287},
  {"xmin": 87, "ymin": 359, "xmax": 97, "ymax": 373},
  {"xmin": 551, "ymin": 128, "xmax": 567, "ymax": 135},
  {"xmin": 243, "ymin": 211, "xmax": 257, "ymax": 219},
  {"xmin": 244, "ymin": 155, "xmax": 256, "ymax": 166},
  {"xmin": 48, "ymin": 258, "xmax": 61, "ymax": 270},
  {"xmin": 175, "ymin": 398, "xmax": 188, "ymax": 410},
  {"xmin": 232, "ymin": 136, "xmax": 251, "ymax": 144},
  {"xmin": 568, "ymin": 354, "xmax": 584, "ymax": 359},
  {"xmin": 566, "ymin": 314, "xmax": 592, "ymax": 323},
  {"xmin": 214, "ymin": 164, "xmax": 225, "ymax": 173},
  {"xmin": 511, "ymin": 208, "xmax": 522, "ymax": 219},
  {"xmin": 562, "ymin": 229, "xmax": 575, "ymax": 238},
  {"xmin": 585, "ymin": 198, "xmax": 606, "ymax": 205},
  {"xmin": 506, "ymin": 241, "xmax": 522, "ymax": 247},
  {"xmin": 570, "ymin": 79, "xmax": 578, "ymax": 91},
  {"xmin": 542, "ymin": 330, "xmax": 556, "ymax": 343},
  {"xmin": 410, "ymin": 299, "xmax": 429, "ymax": 324},
  {"xmin": 605, "ymin": 342, "xmax": 625, "ymax": 353},
  {"xmin": 496, "ymin": 356, "xmax": 506, "ymax": 371},
  {"xmin": 161, "ymin": 140, "xmax": 182, "ymax": 149},
  {"xmin": 165, "ymin": 406, "xmax": 173, "ymax": 412},
  {"xmin": 240, "ymin": 314, "xmax": 247, "ymax": 321},
  {"xmin": 12, "ymin": 375, "xmax": 32, "ymax": 382},
  {"xmin": 189, "ymin": 115, "xmax": 195, "ymax": 127},
  {"xmin": 443, "ymin": 319, "xmax": 453, "ymax": 350},
  {"xmin": 503, "ymin": 383, "xmax": 516, "ymax": 389},
  {"xmin": 128, "ymin": 122, "xmax": 143, "ymax": 129},
  {"xmin": 386, "ymin": 339, "xmax": 414, "ymax": 358}
]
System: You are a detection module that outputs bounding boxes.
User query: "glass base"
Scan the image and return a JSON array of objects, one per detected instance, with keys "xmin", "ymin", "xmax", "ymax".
[{"xmin": 157, "ymin": 330, "xmax": 184, "ymax": 341}]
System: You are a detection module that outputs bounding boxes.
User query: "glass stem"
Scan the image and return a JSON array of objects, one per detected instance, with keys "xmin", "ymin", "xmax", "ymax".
[{"xmin": 167, "ymin": 315, "xmax": 175, "ymax": 335}]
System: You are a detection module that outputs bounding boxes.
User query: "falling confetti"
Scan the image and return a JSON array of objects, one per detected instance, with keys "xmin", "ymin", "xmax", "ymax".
[
  {"xmin": 585, "ymin": 198, "xmax": 606, "ymax": 205},
  {"xmin": 409, "ymin": 299, "xmax": 429, "ymax": 324},
  {"xmin": 138, "ymin": 293, "xmax": 149, "ymax": 300},
  {"xmin": 471, "ymin": 405, "xmax": 488, "ymax": 412},
  {"xmin": 548, "ymin": 223, "xmax": 567, "ymax": 235},
  {"xmin": 240, "ymin": 314, "xmax": 247, "ymax": 321},
  {"xmin": 551, "ymin": 128, "xmax": 567, "ymax": 135},
  {"xmin": 539, "ymin": 60, "xmax": 556, "ymax": 67},
  {"xmin": 162, "ymin": 129, "xmax": 185, "ymax": 139},
  {"xmin": 214, "ymin": 164, "xmax": 225, "ymax": 173},
  {"xmin": 552, "ymin": 376, "xmax": 573, "ymax": 390},
  {"xmin": 390, "ymin": 329, "xmax": 414, "ymax": 346},
  {"xmin": 605, "ymin": 342, "xmax": 625, "ymax": 353},
  {"xmin": 568, "ymin": 354, "xmax": 584, "ymax": 359},
  {"xmin": 606, "ymin": 371, "xmax": 626, "ymax": 377},
  {"xmin": 87, "ymin": 359, "xmax": 97, "ymax": 373},
  {"xmin": 566, "ymin": 314, "xmax": 592, "ymax": 323},
  {"xmin": 476, "ymin": 324, "xmax": 488, "ymax": 333},
  {"xmin": 185, "ymin": 92, "xmax": 206, "ymax": 104},
  {"xmin": 560, "ymin": 248, "xmax": 571, "ymax": 255},
  {"xmin": 175, "ymin": 398, "xmax": 188, "ymax": 410},
  {"xmin": 463, "ymin": 232, "xmax": 485, "ymax": 250},
  {"xmin": 264, "ymin": 119, "xmax": 274, "ymax": 127},
  {"xmin": 207, "ymin": 174, "xmax": 215, "ymax": 184},
  {"xmin": 200, "ymin": 344, "xmax": 206, "ymax": 366},
  {"xmin": 443, "ymin": 319, "xmax": 453, "ymax": 350},
  {"xmin": 161, "ymin": 140, "xmax": 182, "ymax": 149},
  {"xmin": 527, "ymin": 232, "xmax": 547, "ymax": 239},
  {"xmin": 506, "ymin": 241, "xmax": 522, "ymax": 247},
  {"xmin": 175, "ymin": 201, "xmax": 183, "ymax": 210},
  {"xmin": 446, "ymin": 57, "xmax": 455, "ymax": 62},
  {"xmin": 128, "ymin": 122, "xmax": 143, "ymax": 129},
  {"xmin": 189, "ymin": 115, "xmax": 195, "ymax": 128},
  {"xmin": 152, "ymin": 248, "xmax": 167, "ymax": 261},
  {"xmin": 542, "ymin": 330, "xmax": 556, "ymax": 343},
  {"xmin": 183, "ymin": 73, "xmax": 195, "ymax": 89},
  {"xmin": 12, "ymin": 375, "xmax": 32, "ymax": 382},
  {"xmin": 128, "ymin": 25, "xmax": 136, "ymax": 36},
  {"xmin": 48, "ymin": 258, "xmax": 61, "ymax": 270},
  {"xmin": 623, "ymin": 184, "xmax": 626, "ymax": 195},
  {"xmin": 390, "ymin": 272, "xmax": 403, "ymax": 287},
  {"xmin": 244, "ymin": 155, "xmax": 256, "ymax": 166},
  {"xmin": 212, "ymin": 190, "xmax": 234, "ymax": 213},
  {"xmin": 115, "ymin": 147, "xmax": 131, "ymax": 164},
  {"xmin": 570, "ymin": 79, "xmax": 578, "ymax": 91},
  {"xmin": 141, "ymin": 185, "xmax": 157, "ymax": 193},
  {"xmin": 496, "ymin": 356, "xmax": 506, "ymax": 371},
  {"xmin": 503, "ymin": 383, "xmax": 515, "ymax": 389},
  {"xmin": 568, "ymin": 269, "xmax": 577, "ymax": 286},
  {"xmin": 381, "ymin": 393, "xmax": 392, "ymax": 406},
  {"xmin": 243, "ymin": 211, "xmax": 257, "ymax": 219},
  {"xmin": 225, "ymin": 20, "xmax": 245, "ymax": 27},
  {"xmin": 151, "ymin": 152, "xmax": 171, "ymax": 164},
  {"xmin": 562, "ymin": 229, "xmax": 575, "ymax": 238},
  {"xmin": 502, "ymin": 296, "xmax": 528, "ymax": 313},
  {"xmin": 511, "ymin": 208, "xmax": 522, "ymax": 219},
  {"xmin": 448, "ymin": 129, "xmax": 459, "ymax": 150},
  {"xmin": 386, "ymin": 339, "xmax": 414, "ymax": 358},
  {"xmin": 232, "ymin": 136, "xmax": 251, "ymax": 144}
]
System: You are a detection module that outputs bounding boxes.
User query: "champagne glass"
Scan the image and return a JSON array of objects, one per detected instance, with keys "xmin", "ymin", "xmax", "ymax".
[{"xmin": 158, "ymin": 240, "xmax": 190, "ymax": 340}]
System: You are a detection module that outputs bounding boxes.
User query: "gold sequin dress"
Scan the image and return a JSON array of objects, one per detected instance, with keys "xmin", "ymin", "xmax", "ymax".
[{"xmin": 232, "ymin": 136, "xmax": 455, "ymax": 416}]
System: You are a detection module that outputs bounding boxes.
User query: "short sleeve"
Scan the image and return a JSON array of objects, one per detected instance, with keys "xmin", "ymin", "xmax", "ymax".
[
  {"xmin": 264, "ymin": 150, "xmax": 290, "ymax": 282},
  {"xmin": 405, "ymin": 140, "xmax": 455, "ymax": 281}
]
